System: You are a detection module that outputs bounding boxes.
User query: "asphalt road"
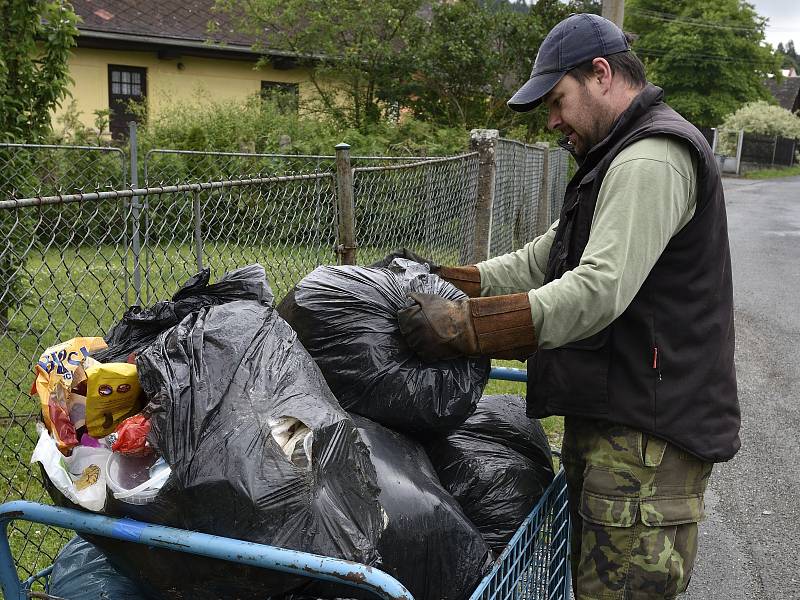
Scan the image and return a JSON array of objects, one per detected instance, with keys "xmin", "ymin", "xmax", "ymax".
[{"xmin": 685, "ymin": 176, "xmax": 800, "ymax": 600}]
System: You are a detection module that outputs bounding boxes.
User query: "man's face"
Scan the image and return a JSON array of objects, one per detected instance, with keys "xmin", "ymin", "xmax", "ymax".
[{"xmin": 543, "ymin": 74, "xmax": 615, "ymax": 158}]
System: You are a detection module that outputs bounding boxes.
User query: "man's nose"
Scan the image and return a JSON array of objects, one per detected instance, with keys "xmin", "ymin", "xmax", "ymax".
[{"xmin": 547, "ymin": 109, "xmax": 561, "ymax": 131}]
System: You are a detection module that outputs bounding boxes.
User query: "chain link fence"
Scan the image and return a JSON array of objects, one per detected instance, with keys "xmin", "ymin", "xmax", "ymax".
[
  {"xmin": 489, "ymin": 139, "xmax": 547, "ymax": 257},
  {"xmin": 0, "ymin": 159, "xmax": 132, "ymax": 576},
  {"xmin": 548, "ymin": 147, "xmax": 570, "ymax": 228},
  {"xmin": 353, "ymin": 154, "xmax": 481, "ymax": 266},
  {"xmin": 0, "ymin": 133, "xmax": 569, "ymax": 580},
  {"xmin": 143, "ymin": 148, "xmax": 429, "ymax": 185},
  {"xmin": 0, "ymin": 143, "xmax": 126, "ymax": 197}
]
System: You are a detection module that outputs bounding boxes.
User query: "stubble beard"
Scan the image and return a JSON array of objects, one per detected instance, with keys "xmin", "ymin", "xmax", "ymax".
[{"xmin": 574, "ymin": 87, "xmax": 616, "ymax": 159}]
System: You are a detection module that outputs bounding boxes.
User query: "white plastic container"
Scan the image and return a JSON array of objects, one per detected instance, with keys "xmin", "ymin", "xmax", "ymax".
[{"xmin": 106, "ymin": 453, "xmax": 170, "ymax": 505}]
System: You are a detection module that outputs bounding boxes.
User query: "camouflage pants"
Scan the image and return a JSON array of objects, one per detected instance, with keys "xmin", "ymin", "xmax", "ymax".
[{"xmin": 561, "ymin": 417, "xmax": 713, "ymax": 599}]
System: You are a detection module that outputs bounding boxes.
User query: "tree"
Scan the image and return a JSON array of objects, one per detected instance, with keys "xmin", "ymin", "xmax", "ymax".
[
  {"xmin": 625, "ymin": 0, "xmax": 782, "ymax": 126},
  {"xmin": 401, "ymin": 0, "xmax": 600, "ymax": 132},
  {"xmin": 776, "ymin": 40, "xmax": 798, "ymax": 71},
  {"xmin": 401, "ymin": 1, "xmax": 536, "ymax": 129},
  {"xmin": 214, "ymin": 0, "xmax": 422, "ymax": 131},
  {"xmin": 216, "ymin": 0, "xmax": 601, "ymax": 136},
  {"xmin": 0, "ymin": 1, "xmax": 79, "ymax": 142},
  {"xmin": 0, "ymin": 0, "xmax": 79, "ymax": 330}
]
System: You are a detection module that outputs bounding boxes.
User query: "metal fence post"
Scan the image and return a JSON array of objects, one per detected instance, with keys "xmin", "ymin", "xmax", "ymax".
[
  {"xmin": 193, "ymin": 189, "xmax": 204, "ymax": 271},
  {"xmin": 335, "ymin": 143, "xmax": 357, "ymax": 265},
  {"xmin": 469, "ymin": 129, "xmax": 498, "ymax": 263},
  {"xmin": 535, "ymin": 142, "xmax": 550, "ymax": 236},
  {"xmin": 771, "ymin": 136, "xmax": 778, "ymax": 167},
  {"xmin": 128, "ymin": 121, "xmax": 143, "ymax": 305}
]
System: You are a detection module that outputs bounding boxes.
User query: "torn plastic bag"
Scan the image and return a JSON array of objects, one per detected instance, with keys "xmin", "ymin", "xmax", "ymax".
[
  {"xmin": 82, "ymin": 299, "xmax": 385, "ymax": 599},
  {"xmin": 94, "ymin": 264, "xmax": 273, "ymax": 363},
  {"xmin": 425, "ymin": 395, "xmax": 555, "ymax": 552},
  {"xmin": 48, "ymin": 536, "xmax": 149, "ymax": 599},
  {"xmin": 277, "ymin": 260, "xmax": 490, "ymax": 434},
  {"xmin": 306, "ymin": 415, "xmax": 492, "ymax": 600}
]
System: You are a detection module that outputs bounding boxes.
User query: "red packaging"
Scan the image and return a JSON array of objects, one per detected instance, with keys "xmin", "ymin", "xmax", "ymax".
[{"xmin": 112, "ymin": 414, "xmax": 152, "ymax": 456}]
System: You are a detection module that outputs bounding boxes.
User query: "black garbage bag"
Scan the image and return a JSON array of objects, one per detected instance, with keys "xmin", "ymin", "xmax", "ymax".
[
  {"xmin": 49, "ymin": 536, "xmax": 148, "ymax": 599},
  {"xmin": 277, "ymin": 260, "xmax": 490, "ymax": 434},
  {"xmin": 87, "ymin": 298, "xmax": 385, "ymax": 599},
  {"xmin": 459, "ymin": 394, "xmax": 555, "ymax": 464},
  {"xmin": 95, "ymin": 264, "xmax": 273, "ymax": 362},
  {"xmin": 425, "ymin": 394, "xmax": 555, "ymax": 553},
  {"xmin": 305, "ymin": 415, "xmax": 493, "ymax": 600}
]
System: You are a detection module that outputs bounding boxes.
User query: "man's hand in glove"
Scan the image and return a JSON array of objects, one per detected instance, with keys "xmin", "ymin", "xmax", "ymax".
[
  {"xmin": 370, "ymin": 248, "xmax": 482, "ymax": 298},
  {"xmin": 398, "ymin": 292, "xmax": 537, "ymax": 362},
  {"xmin": 369, "ymin": 248, "xmax": 440, "ymax": 270}
]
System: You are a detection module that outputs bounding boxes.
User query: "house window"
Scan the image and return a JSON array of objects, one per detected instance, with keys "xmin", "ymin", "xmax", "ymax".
[
  {"xmin": 108, "ymin": 65, "xmax": 147, "ymax": 139},
  {"xmin": 261, "ymin": 81, "xmax": 299, "ymax": 112}
]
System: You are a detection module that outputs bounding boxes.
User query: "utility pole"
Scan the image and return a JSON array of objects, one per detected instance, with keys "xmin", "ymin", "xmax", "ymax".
[{"xmin": 602, "ymin": 0, "xmax": 625, "ymax": 28}]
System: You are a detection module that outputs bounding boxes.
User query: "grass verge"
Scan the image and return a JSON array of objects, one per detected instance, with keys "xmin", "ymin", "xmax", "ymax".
[
  {"xmin": 743, "ymin": 164, "xmax": 800, "ymax": 179},
  {"xmin": 486, "ymin": 359, "xmax": 564, "ymax": 450}
]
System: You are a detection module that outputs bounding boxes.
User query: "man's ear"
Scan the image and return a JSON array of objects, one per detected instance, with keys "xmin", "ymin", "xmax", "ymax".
[{"xmin": 591, "ymin": 57, "xmax": 613, "ymax": 93}]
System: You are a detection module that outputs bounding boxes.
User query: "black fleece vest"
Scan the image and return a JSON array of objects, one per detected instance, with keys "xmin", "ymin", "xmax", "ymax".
[{"xmin": 527, "ymin": 85, "xmax": 740, "ymax": 463}]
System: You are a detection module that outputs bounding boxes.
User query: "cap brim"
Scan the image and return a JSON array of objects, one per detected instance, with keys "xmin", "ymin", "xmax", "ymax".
[{"xmin": 507, "ymin": 71, "xmax": 566, "ymax": 113}]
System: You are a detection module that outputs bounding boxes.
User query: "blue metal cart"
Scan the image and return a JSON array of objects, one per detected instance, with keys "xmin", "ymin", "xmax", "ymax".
[{"xmin": 0, "ymin": 367, "xmax": 571, "ymax": 600}]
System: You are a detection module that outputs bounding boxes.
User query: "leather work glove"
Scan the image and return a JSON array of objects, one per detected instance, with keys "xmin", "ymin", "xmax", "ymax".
[
  {"xmin": 369, "ymin": 248, "xmax": 482, "ymax": 298},
  {"xmin": 398, "ymin": 292, "xmax": 537, "ymax": 362}
]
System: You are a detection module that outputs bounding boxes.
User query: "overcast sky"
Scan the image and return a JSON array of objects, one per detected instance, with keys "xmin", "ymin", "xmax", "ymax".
[{"xmin": 749, "ymin": 0, "xmax": 800, "ymax": 48}]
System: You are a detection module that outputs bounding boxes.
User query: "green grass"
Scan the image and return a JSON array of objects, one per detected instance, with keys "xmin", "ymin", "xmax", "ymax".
[
  {"xmin": 743, "ymin": 164, "xmax": 800, "ymax": 179},
  {"xmin": 487, "ymin": 359, "xmax": 565, "ymax": 450}
]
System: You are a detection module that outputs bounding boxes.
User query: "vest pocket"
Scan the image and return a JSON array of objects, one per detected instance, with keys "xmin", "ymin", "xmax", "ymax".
[{"xmin": 542, "ymin": 328, "xmax": 611, "ymax": 415}]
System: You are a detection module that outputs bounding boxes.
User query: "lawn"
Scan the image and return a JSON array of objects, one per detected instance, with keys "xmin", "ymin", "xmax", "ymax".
[{"xmin": 0, "ymin": 242, "xmax": 562, "ymax": 580}]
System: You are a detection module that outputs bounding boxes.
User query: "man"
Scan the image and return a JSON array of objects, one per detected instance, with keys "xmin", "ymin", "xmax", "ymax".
[{"xmin": 394, "ymin": 13, "xmax": 740, "ymax": 600}]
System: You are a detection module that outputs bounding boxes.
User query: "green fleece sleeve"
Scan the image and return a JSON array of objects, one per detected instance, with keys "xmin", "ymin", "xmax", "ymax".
[
  {"xmin": 476, "ymin": 136, "xmax": 697, "ymax": 349},
  {"xmin": 476, "ymin": 220, "xmax": 559, "ymax": 295},
  {"xmin": 530, "ymin": 136, "xmax": 697, "ymax": 348}
]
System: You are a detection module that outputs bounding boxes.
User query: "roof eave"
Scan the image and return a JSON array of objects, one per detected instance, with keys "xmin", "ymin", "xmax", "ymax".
[{"xmin": 76, "ymin": 28, "xmax": 304, "ymax": 61}]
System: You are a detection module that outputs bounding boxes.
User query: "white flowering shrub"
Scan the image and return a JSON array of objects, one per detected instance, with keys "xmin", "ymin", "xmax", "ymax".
[{"xmin": 717, "ymin": 101, "xmax": 800, "ymax": 155}]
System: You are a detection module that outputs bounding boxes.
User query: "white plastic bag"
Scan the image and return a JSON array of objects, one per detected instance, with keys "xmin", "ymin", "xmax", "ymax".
[{"xmin": 31, "ymin": 424, "xmax": 110, "ymax": 511}]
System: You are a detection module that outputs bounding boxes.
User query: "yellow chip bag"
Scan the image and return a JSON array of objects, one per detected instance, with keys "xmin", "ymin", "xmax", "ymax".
[
  {"xmin": 84, "ymin": 362, "xmax": 144, "ymax": 438},
  {"xmin": 34, "ymin": 337, "xmax": 108, "ymax": 454}
]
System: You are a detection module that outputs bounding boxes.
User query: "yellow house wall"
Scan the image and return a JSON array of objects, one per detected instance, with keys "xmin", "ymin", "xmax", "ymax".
[{"xmin": 53, "ymin": 47, "xmax": 312, "ymax": 132}]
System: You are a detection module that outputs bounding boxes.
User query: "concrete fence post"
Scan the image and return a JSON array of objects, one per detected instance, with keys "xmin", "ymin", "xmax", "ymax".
[
  {"xmin": 469, "ymin": 129, "xmax": 498, "ymax": 263},
  {"xmin": 334, "ymin": 142, "xmax": 357, "ymax": 265},
  {"xmin": 535, "ymin": 142, "xmax": 550, "ymax": 236},
  {"xmin": 735, "ymin": 130, "xmax": 745, "ymax": 176}
]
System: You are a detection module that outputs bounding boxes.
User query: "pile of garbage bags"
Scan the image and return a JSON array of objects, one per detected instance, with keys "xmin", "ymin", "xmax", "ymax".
[{"xmin": 33, "ymin": 261, "xmax": 554, "ymax": 600}]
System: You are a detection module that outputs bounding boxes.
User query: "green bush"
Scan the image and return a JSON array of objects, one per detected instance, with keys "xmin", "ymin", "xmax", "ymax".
[
  {"xmin": 136, "ymin": 94, "xmax": 471, "ymax": 159},
  {"xmin": 717, "ymin": 101, "xmax": 800, "ymax": 155}
]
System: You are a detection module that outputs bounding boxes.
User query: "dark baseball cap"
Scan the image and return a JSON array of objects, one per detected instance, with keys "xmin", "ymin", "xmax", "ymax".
[{"xmin": 507, "ymin": 13, "xmax": 630, "ymax": 112}]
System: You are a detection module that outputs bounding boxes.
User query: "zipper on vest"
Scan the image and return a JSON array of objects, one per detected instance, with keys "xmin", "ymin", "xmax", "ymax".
[{"xmin": 652, "ymin": 346, "xmax": 662, "ymax": 381}]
